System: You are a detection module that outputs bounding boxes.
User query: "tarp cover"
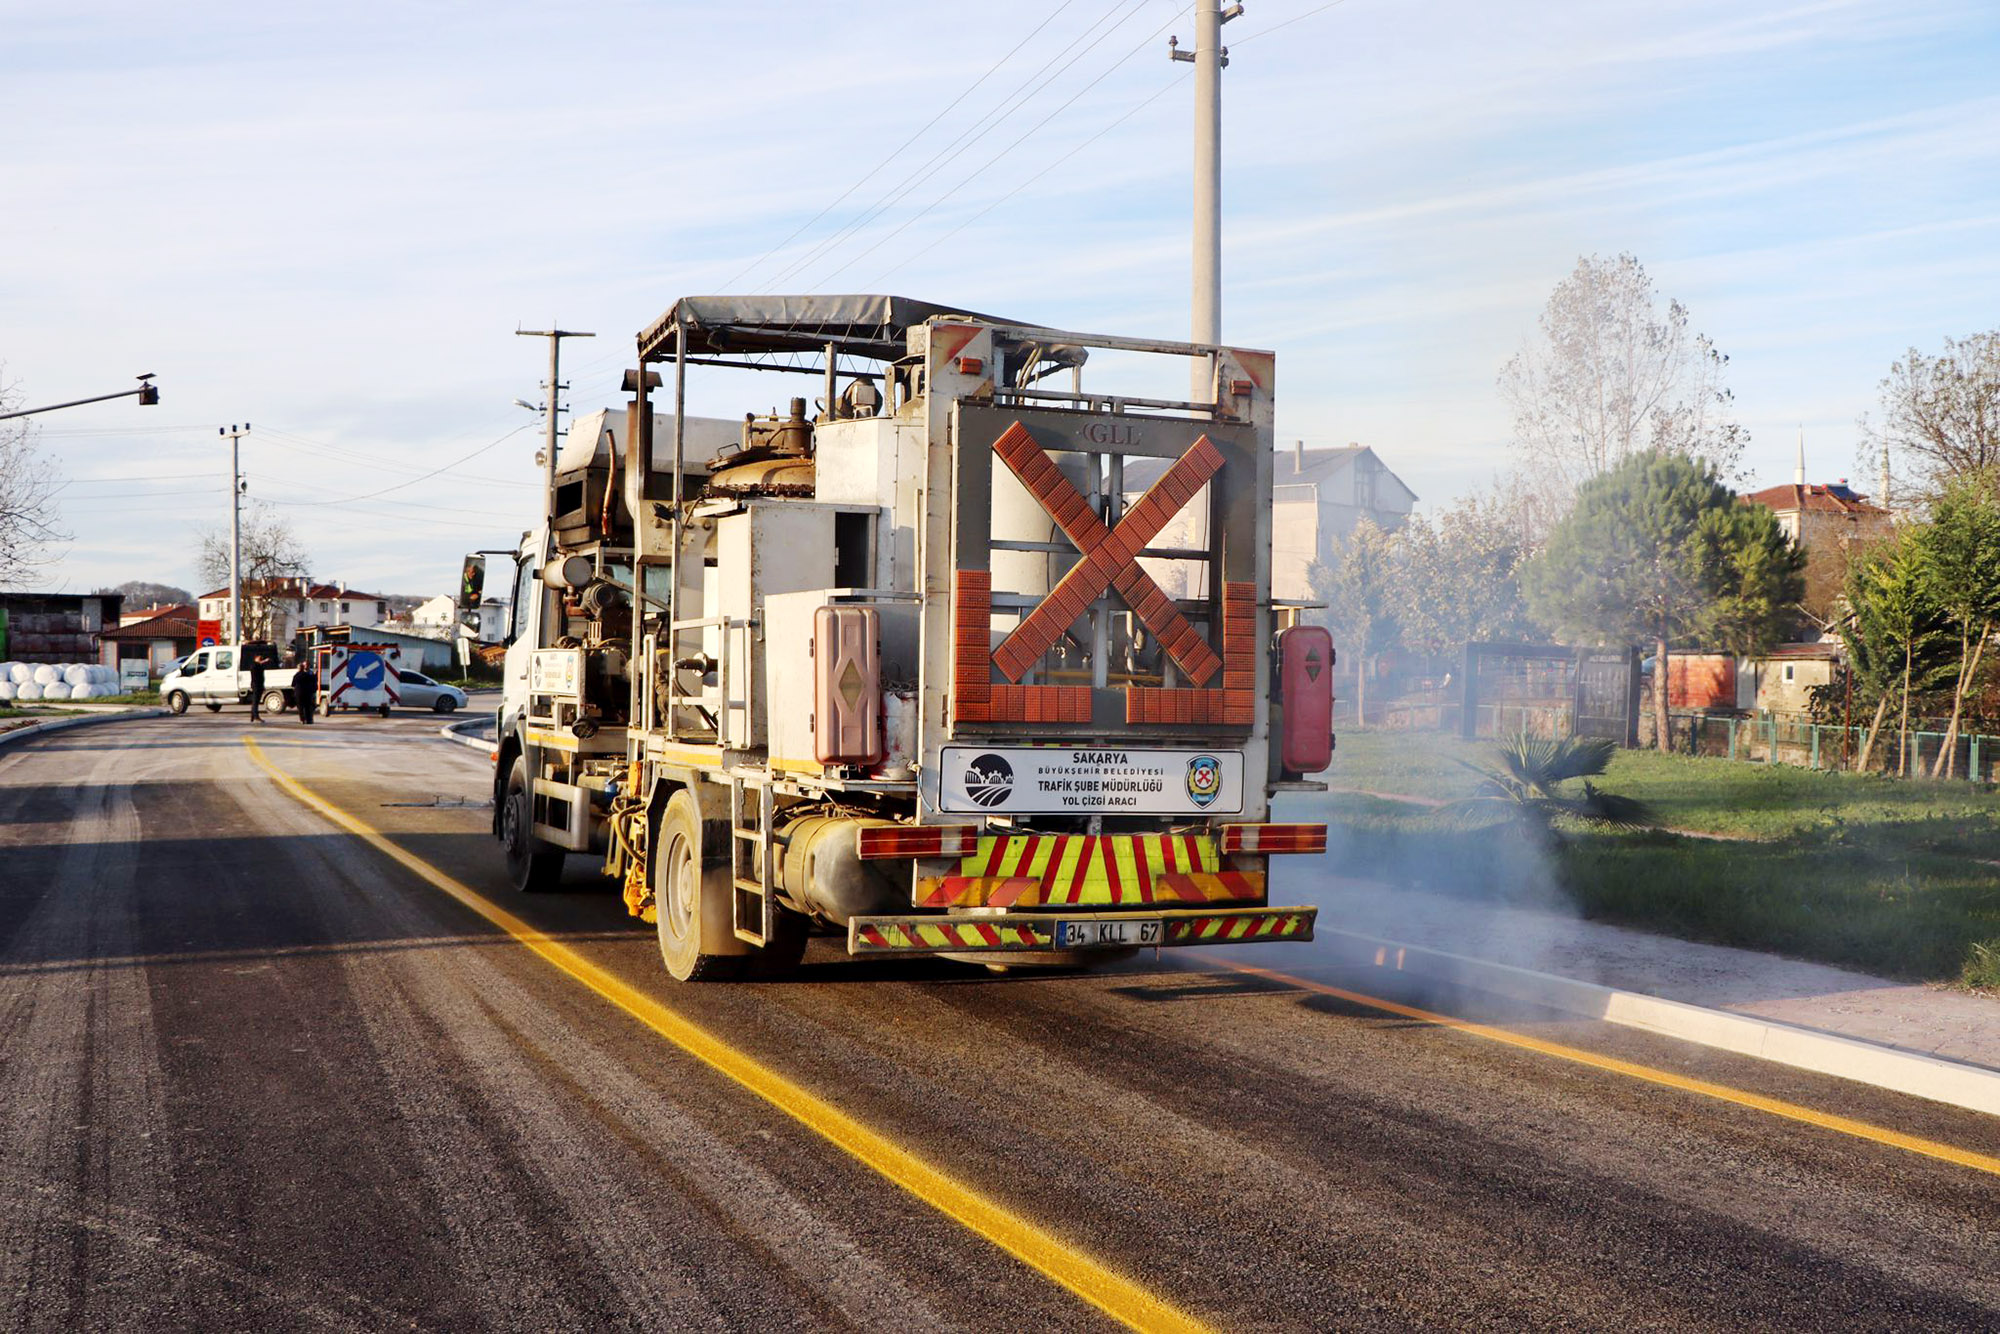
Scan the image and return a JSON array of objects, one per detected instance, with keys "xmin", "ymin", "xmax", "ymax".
[{"xmin": 637, "ymin": 294, "xmax": 1029, "ymax": 363}]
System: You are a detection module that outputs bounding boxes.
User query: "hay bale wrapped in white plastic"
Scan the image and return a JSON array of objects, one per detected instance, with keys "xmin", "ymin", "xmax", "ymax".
[
  {"xmin": 43, "ymin": 682, "xmax": 72, "ymax": 700},
  {"xmin": 64, "ymin": 665, "xmax": 90, "ymax": 687},
  {"xmin": 17, "ymin": 682, "xmax": 42, "ymax": 700},
  {"xmin": 32, "ymin": 665, "xmax": 59, "ymax": 686},
  {"xmin": 10, "ymin": 663, "xmax": 32, "ymax": 684},
  {"xmin": 97, "ymin": 666, "xmax": 117, "ymax": 684},
  {"xmin": 0, "ymin": 681, "xmax": 14, "ymax": 701}
]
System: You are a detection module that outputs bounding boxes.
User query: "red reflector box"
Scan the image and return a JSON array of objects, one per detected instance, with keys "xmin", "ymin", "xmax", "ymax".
[
  {"xmin": 1277, "ymin": 625, "xmax": 1334, "ymax": 773},
  {"xmin": 815, "ymin": 605, "xmax": 881, "ymax": 764}
]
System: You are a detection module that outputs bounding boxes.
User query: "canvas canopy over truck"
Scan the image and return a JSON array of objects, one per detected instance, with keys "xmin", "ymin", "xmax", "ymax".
[{"xmin": 491, "ymin": 293, "xmax": 1333, "ymax": 981}]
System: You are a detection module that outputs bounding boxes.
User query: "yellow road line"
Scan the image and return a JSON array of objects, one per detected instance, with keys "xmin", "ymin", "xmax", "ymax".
[
  {"xmin": 241, "ymin": 738, "xmax": 1205, "ymax": 1334},
  {"xmin": 1208, "ymin": 959, "xmax": 2000, "ymax": 1179}
]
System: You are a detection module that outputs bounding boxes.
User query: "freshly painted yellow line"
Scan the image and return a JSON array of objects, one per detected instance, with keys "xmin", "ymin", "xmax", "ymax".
[
  {"xmin": 241, "ymin": 738, "xmax": 1206, "ymax": 1334},
  {"xmin": 1210, "ymin": 959, "xmax": 2000, "ymax": 1179}
]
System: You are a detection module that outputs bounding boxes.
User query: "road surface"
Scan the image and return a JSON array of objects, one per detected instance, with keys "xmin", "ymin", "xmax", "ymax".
[{"xmin": 1, "ymin": 713, "xmax": 1995, "ymax": 1330}]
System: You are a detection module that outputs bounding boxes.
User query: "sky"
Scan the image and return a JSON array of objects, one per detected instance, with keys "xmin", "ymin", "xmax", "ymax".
[{"xmin": 4, "ymin": 0, "xmax": 1997, "ymax": 600}]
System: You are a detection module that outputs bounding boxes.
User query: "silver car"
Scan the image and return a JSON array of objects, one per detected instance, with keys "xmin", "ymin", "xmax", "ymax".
[{"xmin": 395, "ymin": 669, "xmax": 468, "ymax": 713}]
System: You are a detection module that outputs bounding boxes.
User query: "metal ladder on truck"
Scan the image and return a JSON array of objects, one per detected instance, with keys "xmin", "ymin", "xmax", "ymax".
[{"xmin": 728, "ymin": 774, "xmax": 776, "ymax": 945}]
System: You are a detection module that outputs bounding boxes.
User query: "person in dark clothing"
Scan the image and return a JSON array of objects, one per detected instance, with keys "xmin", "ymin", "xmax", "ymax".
[
  {"xmin": 247, "ymin": 645, "xmax": 269, "ymax": 722},
  {"xmin": 292, "ymin": 658, "xmax": 318, "ymax": 725}
]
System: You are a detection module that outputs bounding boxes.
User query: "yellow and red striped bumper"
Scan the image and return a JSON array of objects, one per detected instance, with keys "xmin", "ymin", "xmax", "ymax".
[
  {"xmin": 913, "ymin": 832, "xmax": 1256, "ymax": 909},
  {"xmin": 846, "ymin": 906, "xmax": 1317, "ymax": 956}
]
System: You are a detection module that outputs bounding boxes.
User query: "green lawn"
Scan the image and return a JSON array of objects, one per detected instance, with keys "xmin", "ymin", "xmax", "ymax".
[{"xmin": 1322, "ymin": 730, "xmax": 2000, "ymax": 988}]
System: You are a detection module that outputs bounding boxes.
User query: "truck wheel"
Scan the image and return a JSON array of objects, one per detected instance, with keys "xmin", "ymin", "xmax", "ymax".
[
  {"xmin": 501, "ymin": 755, "xmax": 566, "ymax": 892},
  {"xmin": 165, "ymin": 691, "xmax": 189, "ymax": 716},
  {"xmin": 204, "ymin": 702, "xmax": 223, "ymax": 713},
  {"xmin": 262, "ymin": 689, "xmax": 288, "ymax": 715},
  {"xmin": 379, "ymin": 703, "xmax": 392, "ymax": 718},
  {"xmin": 653, "ymin": 791, "xmax": 745, "ymax": 982}
]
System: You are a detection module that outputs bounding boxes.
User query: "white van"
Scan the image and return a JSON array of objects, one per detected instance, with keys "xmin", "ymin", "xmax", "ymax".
[{"xmin": 159, "ymin": 643, "xmax": 289, "ymax": 715}]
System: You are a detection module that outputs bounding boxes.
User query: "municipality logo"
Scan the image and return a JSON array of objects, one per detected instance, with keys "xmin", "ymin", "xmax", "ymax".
[
  {"xmin": 963, "ymin": 753, "xmax": 1015, "ymax": 807},
  {"xmin": 1186, "ymin": 754, "xmax": 1222, "ymax": 808}
]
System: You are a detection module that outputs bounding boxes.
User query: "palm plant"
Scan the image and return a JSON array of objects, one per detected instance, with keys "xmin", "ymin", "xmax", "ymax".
[{"xmin": 1448, "ymin": 736, "xmax": 1654, "ymax": 843}]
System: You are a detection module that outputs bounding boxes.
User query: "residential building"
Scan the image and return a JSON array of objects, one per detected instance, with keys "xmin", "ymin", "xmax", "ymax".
[
  {"xmin": 1743, "ymin": 450, "xmax": 1894, "ymax": 621},
  {"xmin": 196, "ymin": 579, "xmax": 391, "ymax": 644},
  {"xmin": 1271, "ymin": 444, "xmax": 1418, "ymax": 600},
  {"xmin": 98, "ymin": 604, "xmax": 198, "ymax": 678}
]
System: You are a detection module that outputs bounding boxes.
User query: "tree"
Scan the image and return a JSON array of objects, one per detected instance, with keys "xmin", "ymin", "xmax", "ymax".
[
  {"xmin": 0, "ymin": 375, "xmax": 67, "ymax": 587},
  {"xmin": 1863, "ymin": 331, "xmax": 2000, "ymax": 506},
  {"xmin": 1521, "ymin": 452, "xmax": 1803, "ymax": 751},
  {"xmin": 197, "ymin": 502, "xmax": 310, "ymax": 642},
  {"xmin": 1911, "ymin": 482, "xmax": 2000, "ymax": 776},
  {"xmin": 1841, "ymin": 534, "xmax": 1954, "ymax": 775},
  {"xmin": 1396, "ymin": 493, "xmax": 1535, "ymax": 660},
  {"xmin": 1308, "ymin": 518, "xmax": 1402, "ymax": 726},
  {"xmin": 93, "ymin": 579, "xmax": 194, "ymax": 610},
  {"xmin": 1500, "ymin": 253, "xmax": 1745, "ymax": 513}
]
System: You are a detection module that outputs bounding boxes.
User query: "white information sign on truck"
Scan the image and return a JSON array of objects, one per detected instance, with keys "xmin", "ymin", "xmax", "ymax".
[{"xmin": 935, "ymin": 746, "xmax": 1244, "ymax": 815}]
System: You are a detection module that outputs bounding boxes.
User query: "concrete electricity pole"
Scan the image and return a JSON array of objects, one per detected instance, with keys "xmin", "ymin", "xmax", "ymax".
[
  {"xmin": 517, "ymin": 328, "xmax": 595, "ymax": 515},
  {"xmin": 219, "ymin": 423, "xmax": 251, "ymax": 643},
  {"xmin": 1171, "ymin": 0, "xmax": 1241, "ymax": 398}
]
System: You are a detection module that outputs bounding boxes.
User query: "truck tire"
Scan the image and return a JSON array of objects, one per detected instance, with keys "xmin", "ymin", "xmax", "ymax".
[
  {"xmin": 165, "ymin": 691, "xmax": 189, "ymax": 715},
  {"xmin": 204, "ymin": 702, "xmax": 223, "ymax": 713},
  {"xmin": 501, "ymin": 755, "xmax": 566, "ymax": 892},
  {"xmin": 653, "ymin": 791, "xmax": 745, "ymax": 982},
  {"xmin": 261, "ymin": 688, "xmax": 289, "ymax": 715},
  {"xmin": 379, "ymin": 703, "xmax": 392, "ymax": 718}
]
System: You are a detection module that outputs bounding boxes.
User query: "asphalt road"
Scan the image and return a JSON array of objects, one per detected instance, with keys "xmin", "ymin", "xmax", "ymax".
[{"xmin": 1, "ymin": 711, "xmax": 1996, "ymax": 1331}]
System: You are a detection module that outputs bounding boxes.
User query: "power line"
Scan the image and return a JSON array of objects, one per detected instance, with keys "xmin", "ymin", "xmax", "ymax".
[
  {"xmin": 715, "ymin": 0, "xmax": 1084, "ymax": 294},
  {"xmin": 1230, "ymin": 0, "xmax": 1350, "ymax": 46},
  {"xmin": 820, "ymin": 5, "xmax": 1186, "ymax": 289},
  {"xmin": 273, "ymin": 423, "xmax": 536, "ymax": 507},
  {"xmin": 759, "ymin": 0, "xmax": 1157, "ymax": 293},
  {"xmin": 875, "ymin": 71, "xmax": 1186, "ymax": 285}
]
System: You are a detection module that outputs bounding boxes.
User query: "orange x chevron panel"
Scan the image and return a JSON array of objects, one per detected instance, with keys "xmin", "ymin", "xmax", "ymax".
[{"xmin": 988, "ymin": 422, "xmax": 1224, "ymax": 685}]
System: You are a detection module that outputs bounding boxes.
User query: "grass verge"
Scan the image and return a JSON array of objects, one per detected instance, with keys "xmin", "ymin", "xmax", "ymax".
[{"xmin": 1323, "ymin": 731, "xmax": 2000, "ymax": 987}]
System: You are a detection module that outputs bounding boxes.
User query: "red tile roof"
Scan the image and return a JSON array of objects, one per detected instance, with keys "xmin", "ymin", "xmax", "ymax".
[
  {"xmin": 100, "ymin": 607, "xmax": 199, "ymax": 640},
  {"xmin": 1742, "ymin": 482, "xmax": 1888, "ymax": 516},
  {"xmin": 197, "ymin": 580, "xmax": 390, "ymax": 601}
]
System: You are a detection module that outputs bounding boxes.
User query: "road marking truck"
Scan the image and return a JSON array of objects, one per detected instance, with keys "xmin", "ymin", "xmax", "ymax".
[{"xmin": 489, "ymin": 295, "xmax": 1333, "ymax": 980}]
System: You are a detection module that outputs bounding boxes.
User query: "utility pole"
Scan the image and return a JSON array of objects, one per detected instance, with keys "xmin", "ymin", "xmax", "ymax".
[
  {"xmin": 219, "ymin": 424, "xmax": 251, "ymax": 643},
  {"xmin": 1171, "ymin": 1, "xmax": 1241, "ymax": 399},
  {"xmin": 517, "ymin": 328, "xmax": 595, "ymax": 525}
]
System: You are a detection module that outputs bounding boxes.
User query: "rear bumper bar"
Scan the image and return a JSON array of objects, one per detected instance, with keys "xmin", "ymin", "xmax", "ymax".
[{"xmin": 847, "ymin": 906, "xmax": 1316, "ymax": 956}]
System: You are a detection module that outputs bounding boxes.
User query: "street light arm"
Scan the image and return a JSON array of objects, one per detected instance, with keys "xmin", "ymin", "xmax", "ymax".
[{"xmin": 0, "ymin": 375, "xmax": 159, "ymax": 421}]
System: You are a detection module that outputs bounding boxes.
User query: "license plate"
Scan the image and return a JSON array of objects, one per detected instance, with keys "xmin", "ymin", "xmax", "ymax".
[{"xmin": 1054, "ymin": 918, "xmax": 1162, "ymax": 949}]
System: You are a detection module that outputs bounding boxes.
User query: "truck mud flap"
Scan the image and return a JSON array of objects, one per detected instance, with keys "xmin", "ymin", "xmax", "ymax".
[{"xmin": 846, "ymin": 906, "xmax": 1316, "ymax": 956}]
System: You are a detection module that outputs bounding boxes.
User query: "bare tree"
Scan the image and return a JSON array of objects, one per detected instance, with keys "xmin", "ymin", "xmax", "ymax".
[
  {"xmin": 1500, "ymin": 253, "xmax": 1745, "ymax": 512},
  {"xmin": 0, "ymin": 374, "xmax": 68, "ymax": 587},
  {"xmin": 197, "ymin": 502, "xmax": 311, "ymax": 642},
  {"xmin": 1861, "ymin": 330, "xmax": 2000, "ymax": 507}
]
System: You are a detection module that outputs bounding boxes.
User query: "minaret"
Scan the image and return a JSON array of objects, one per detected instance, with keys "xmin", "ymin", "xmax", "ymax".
[{"xmin": 1794, "ymin": 426, "xmax": 1806, "ymax": 487}]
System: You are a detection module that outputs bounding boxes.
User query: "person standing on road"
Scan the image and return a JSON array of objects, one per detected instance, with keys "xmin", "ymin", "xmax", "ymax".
[
  {"xmin": 247, "ymin": 644, "xmax": 270, "ymax": 722},
  {"xmin": 292, "ymin": 657, "xmax": 318, "ymax": 726}
]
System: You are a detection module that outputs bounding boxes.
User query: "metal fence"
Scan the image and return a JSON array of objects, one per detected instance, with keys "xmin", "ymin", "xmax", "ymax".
[{"xmin": 1658, "ymin": 711, "xmax": 2000, "ymax": 781}]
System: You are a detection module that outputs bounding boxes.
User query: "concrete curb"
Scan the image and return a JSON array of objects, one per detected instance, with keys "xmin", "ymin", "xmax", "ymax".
[
  {"xmin": 0, "ymin": 707, "xmax": 169, "ymax": 749},
  {"xmin": 1315, "ymin": 927, "xmax": 2000, "ymax": 1119},
  {"xmin": 438, "ymin": 717, "xmax": 494, "ymax": 754}
]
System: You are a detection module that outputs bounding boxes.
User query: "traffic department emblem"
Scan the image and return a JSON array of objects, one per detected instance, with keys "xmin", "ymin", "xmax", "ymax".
[
  {"xmin": 1186, "ymin": 754, "xmax": 1222, "ymax": 808},
  {"xmin": 963, "ymin": 753, "xmax": 1015, "ymax": 807}
]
